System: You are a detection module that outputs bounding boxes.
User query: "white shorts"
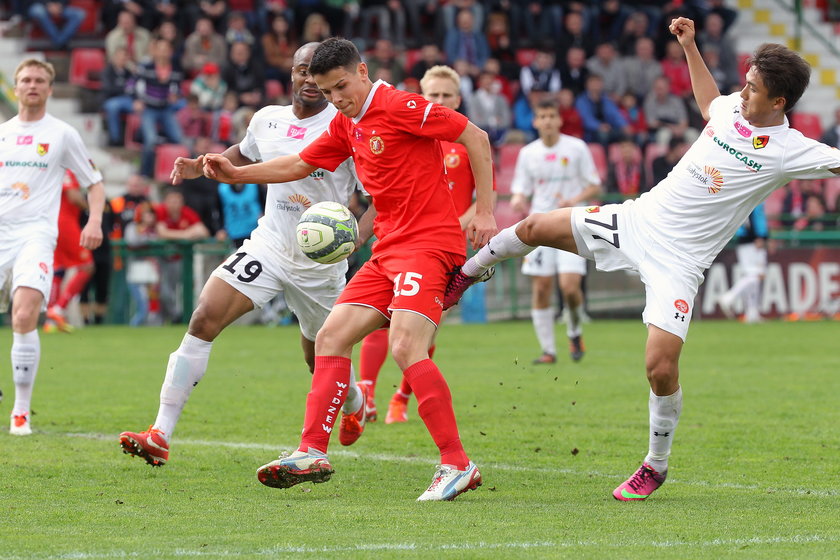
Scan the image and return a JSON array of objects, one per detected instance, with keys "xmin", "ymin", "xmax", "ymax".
[
  {"xmin": 521, "ymin": 245, "xmax": 587, "ymax": 276},
  {"xmin": 570, "ymin": 201, "xmax": 705, "ymax": 341},
  {"xmin": 0, "ymin": 236, "xmax": 55, "ymax": 313},
  {"xmin": 211, "ymin": 237, "xmax": 346, "ymax": 341},
  {"xmin": 735, "ymin": 243, "xmax": 767, "ymax": 277}
]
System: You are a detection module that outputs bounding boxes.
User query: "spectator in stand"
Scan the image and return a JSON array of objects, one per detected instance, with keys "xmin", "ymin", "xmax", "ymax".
[
  {"xmin": 485, "ymin": 11, "xmax": 519, "ymax": 81},
  {"xmin": 592, "ymin": 0, "xmax": 628, "ymax": 43},
  {"xmin": 301, "ymin": 12, "xmax": 331, "ymax": 43},
  {"xmin": 155, "ymin": 188, "xmax": 210, "ymax": 323},
  {"xmin": 651, "ymin": 135, "xmax": 688, "ymax": 187},
  {"xmin": 112, "ymin": 174, "xmax": 151, "ymax": 234},
  {"xmin": 661, "ymin": 39, "xmax": 692, "ymax": 99},
  {"xmin": 224, "ymin": 11, "xmax": 255, "ymax": 48},
  {"xmin": 194, "ymin": 0, "xmax": 227, "ymax": 31},
  {"xmin": 555, "ymin": 10, "xmax": 595, "ymax": 61},
  {"xmin": 217, "ymin": 182, "xmax": 265, "ymax": 247},
  {"xmin": 468, "ymin": 70, "xmax": 512, "ymax": 146},
  {"xmin": 181, "ymin": 136, "xmax": 224, "ymax": 237},
  {"xmin": 360, "ymin": 0, "xmax": 407, "ymax": 48},
  {"xmin": 558, "ymin": 88, "xmax": 584, "ymax": 139},
  {"xmin": 134, "ymin": 38, "xmax": 185, "ymax": 178},
  {"xmin": 102, "ymin": 47, "xmax": 137, "ymax": 147},
  {"xmin": 224, "ymin": 41, "xmax": 265, "ymax": 109},
  {"xmin": 512, "ymin": 89, "xmax": 548, "ymax": 144},
  {"xmin": 698, "ymin": 12, "xmax": 739, "ymax": 90},
  {"xmin": 622, "ymin": 36, "xmax": 662, "ymax": 101},
  {"xmin": 702, "ymin": 45, "xmax": 737, "ymax": 95},
  {"xmin": 365, "ymin": 38, "xmax": 406, "ymax": 87},
  {"xmin": 106, "ymin": 10, "xmax": 151, "ymax": 65},
  {"xmin": 558, "ymin": 46, "xmax": 590, "ymax": 97},
  {"xmin": 227, "ymin": 0, "xmax": 269, "ymax": 34},
  {"xmin": 79, "ymin": 198, "xmax": 115, "ymax": 326},
  {"xmin": 154, "ymin": 19, "xmax": 185, "ymax": 63},
  {"xmin": 618, "ymin": 92, "xmax": 648, "ymax": 146},
  {"xmin": 177, "ymin": 94, "xmax": 213, "ymax": 139},
  {"xmin": 800, "ymin": 193, "xmax": 832, "ymax": 231},
  {"xmin": 182, "ymin": 17, "xmax": 227, "ymax": 76},
  {"xmin": 819, "ymin": 106, "xmax": 840, "ymax": 149},
  {"xmin": 520, "ymin": 50, "xmax": 562, "ymax": 97},
  {"xmin": 483, "ymin": 58, "xmax": 514, "ymax": 104},
  {"xmin": 125, "ymin": 202, "xmax": 159, "ymax": 327},
  {"xmin": 452, "ymin": 58, "xmax": 476, "ymax": 103},
  {"xmin": 147, "ymin": 1, "xmax": 179, "ymax": 30},
  {"xmin": 586, "ymin": 41, "xmax": 627, "ymax": 102},
  {"xmin": 606, "ymin": 136, "xmax": 645, "ymax": 197},
  {"xmin": 262, "ymin": 14, "xmax": 297, "ymax": 84},
  {"xmin": 28, "ymin": 1, "xmax": 85, "ymax": 50},
  {"xmin": 213, "ymin": 91, "xmax": 238, "ymax": 144},
  {"xmin": 616, "ymin": 10, "xmax": 651, "ymax": 56},
  {"xmin": 190, "ymin": 62, "xmax": 227, "ymax": 112},
  {"xmin": 101, "ymin": 0, "xmax": 148, "ymax": 32},
  {"xmin": 440, "ymin": 0, "xmax": 484, "ymax": 34},
  {"xmin": 444, "ymin": 9, "xmax": 490, "ymax": 75},
  {"xmin": 643, "ymin": 76, "xmax": 694, "ymax": 147},
  {"xmin": 523, "ymin": 0, "xmax": 564, "ymax": 48},
  {"xmin": 575, "ymin": 74, "xmax": 630, "ymax": 146},
  {"xmin": 409, "ymin": 43, "xmax": 446, "ymax": 81},
  {"xmin": 707, "ymin": 0, "xmax": 738, "ymax": 32}
]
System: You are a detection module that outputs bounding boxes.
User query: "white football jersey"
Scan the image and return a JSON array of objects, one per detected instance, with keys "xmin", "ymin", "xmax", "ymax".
[
  {"xmin": 238, "ymin": 104, "xmax": 362, "ymax": 272},
  {"xmin": 636, "ymin": 92, "xmax": 840, "ymax": 268},
  {"xmin": 0, "ymin": 113, "xmax": 102, "ymax": 240},
  {"xmin": 511, "ymin": 134, "xmax": 600, "ymax": 214}
]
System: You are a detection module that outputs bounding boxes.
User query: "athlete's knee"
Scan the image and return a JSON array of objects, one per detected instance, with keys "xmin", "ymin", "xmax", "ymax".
[
  {"xmin": 645, "ymin": 352, "xmax": 679, "ymax": 388},
  {"xmin": 314, "ymin": 323, "xmax": 353, "ymax": 356},
  {"xmin": 187, "ymin": 303, "xmax": 222, "ymax": 341},
  {"xmin": 516, "ymin": 215, "xmax": 542, "ymax": 245}
]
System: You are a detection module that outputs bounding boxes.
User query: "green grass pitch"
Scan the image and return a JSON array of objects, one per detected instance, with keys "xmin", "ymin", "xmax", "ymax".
[{"xmin": 1, "ymin": 319, "xmax": 839, "ymax": 559}]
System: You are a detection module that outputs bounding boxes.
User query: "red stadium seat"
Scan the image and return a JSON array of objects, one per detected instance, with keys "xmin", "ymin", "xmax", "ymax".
[
  {"xmin": 737, "ymin": 53, "xmax": 750, "ymax": 85},
  {"xmin": 790, "ymin": 112, "xmax": 823, "ymax": 140},
  {"xmin": 493, "ymin": 199, "xmax": 528, "ymax": 229},
  {"xmin": 124, "ymin": 114, "xmax": 142, "ymax": 150},
  {"xmin": 71, "ymin": 0, "xmax": 100, "ymax": 34},
  {"xmin": 181, "ymin": 79, "xmax": 193, "ymax": 98},
  {"xmin": 587, "ymin": 143, "xmax": 608, "ymax": 183},
  {"xmin": 265, "ymin": 79, "xmax": 284, "ymax": 101},
  {"xmin": 495, "ymin": 143, "xmax": 523, "ymax": 196},
  {"xmin": 154, "ymin": 144, "xmax": 190, "ymax": 183},
  {"xmin": 403, "ymin": 49, "xmax": 422, "ymax": 72},
  {"xmin": 516, "ymin": 49, "xmax": 537, "ymax": 68},
  {"xmin": 69, "ymin": 48, "xmax": 105, "ymax": 90}
]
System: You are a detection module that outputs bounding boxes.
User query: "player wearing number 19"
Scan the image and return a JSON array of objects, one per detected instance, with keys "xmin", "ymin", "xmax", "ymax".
[
  {"xmin": 119, "ymin": 43, "xmax": 373, "ymax": 467},
  {"xmin": 444, "ymin": 17, "xmax": 840, "ymax": 501},
  {"xmin": 203, "ymin": 38, "xmax": 497, "ymax": 501}
]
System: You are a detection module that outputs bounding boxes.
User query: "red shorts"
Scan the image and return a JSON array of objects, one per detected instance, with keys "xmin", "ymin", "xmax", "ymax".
[
  {"xmin": 53, "ymin": 218, "xmax": 92, "ymax": 270},
  {"xmin": 336, "ymin": 249, "xmax": 465, "ymax": 325}
]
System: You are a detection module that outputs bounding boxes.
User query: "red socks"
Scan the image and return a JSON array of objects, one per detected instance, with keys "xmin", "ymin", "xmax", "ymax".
[
  {"xmin": 359, "ymin": 329, "xmax": 389, "ymax": 398},
  {"xmin": 404, "ymin": 359, "xmax": 469, "ymax": 469},
  {"xmin": 55, "ymin": 268, "xmax": 93, "ymax": 308},
  {"xmin": 299, "ymin": 356, "xmax": 352, "ymax": 454}
]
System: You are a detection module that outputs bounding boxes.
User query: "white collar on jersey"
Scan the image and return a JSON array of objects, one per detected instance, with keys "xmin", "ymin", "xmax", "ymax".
[{"xmin": 352, "ymin": 80, "xmax": 388, "ymax": 124}]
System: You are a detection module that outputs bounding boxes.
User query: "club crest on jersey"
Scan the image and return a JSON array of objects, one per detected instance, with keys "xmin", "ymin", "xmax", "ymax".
[
  {"xmin": 585, "ymin": 206, "xmax": 600, "ymax": 213},
  {"xmin": 674, "ymin": 299, "xmax": 689, "ymax": 314},
  {"xmin": 445, "ymin": 152, "xmax": 461, "ymax": 168},
  {"xmin": 369, "ymin": 136, "xmax": 384, "ymax": 155},
  {"xmin": 287, "ymin": 125, "xmax": 307, "ymax": 139},
  {"xmin": 734, "ymin": 121, "xmax": 752, "ymax": 138},
  {"xmin": 36, "ymin": 143, "xmax": 49, "ymax": 156},
  {"xmin": 753, "ymin": 135, "xmax": 770, "ymax": 149}
]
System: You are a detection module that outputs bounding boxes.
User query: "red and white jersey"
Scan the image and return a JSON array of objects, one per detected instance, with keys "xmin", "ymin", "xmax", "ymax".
[
  {"xmin": 442, "ymin": 140, "xmax": 497, "ymax": 217},
  {"xmin": 239, "ymin": 103, "xmax": 361, "ymax": 272},
  {"xmin": 0, "ymin": 113, "xmax": 102, "ymax": 241},
  {"xmin": 300, "ymin": 81, "xmax": 468, "ymax": 258},
  {"xmin": 511, "ymin": 134, "xmax": 600, "ymax": 214},
  {"xmin": 637, "ymin": 92, "xmax": 840, "ymax": 268}
]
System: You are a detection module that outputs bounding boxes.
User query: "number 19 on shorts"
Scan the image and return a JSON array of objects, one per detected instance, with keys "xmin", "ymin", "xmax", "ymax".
[{"xmin": 393, "ymin": 272, "xmax": 423, "ymax": 297}]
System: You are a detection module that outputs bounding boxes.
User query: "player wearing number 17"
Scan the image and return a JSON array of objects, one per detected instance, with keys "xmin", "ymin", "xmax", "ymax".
[
  {"xmin": 203, "ymin": 38, "xmax": 497, "ymax": 501},
  {"xmin": 444, "ymin": 17, "xmax": 840, "ymax": 501}
]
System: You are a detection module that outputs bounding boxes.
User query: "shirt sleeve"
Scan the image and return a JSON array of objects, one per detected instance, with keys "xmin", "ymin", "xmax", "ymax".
[
  {"xmin": 578, "ymin": 141, "xmax": 601, "ymax": 186},
  {"xmin": 60, "ymin": 126, "xmax": 103, "ymax": 187},
  {"xmin": 238, "ymin": 111, "xmax": 262, "ymax": 162},
  {"xmin": 783, "ymin": 135, "xmax": 840, "ymax": 180},
  {"xmin": 708, "ymin": 92, "xmax": 737, "ymax": 121},
  {"xmin": 300, "ymin": 122, "xmax": 352, "ymax": 172},
  {"xmin": 393, "ymin": 93, "xmax": 469, "ymax": 142}
]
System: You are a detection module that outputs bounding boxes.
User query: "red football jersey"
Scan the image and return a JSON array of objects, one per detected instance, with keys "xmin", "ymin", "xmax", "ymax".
[
  {"xmin": 441, "ymin": 141, "xmax": 497, "ymax": 218},
  {"xmin": 59, "ymin": 170, "xmax": 83, "ymax": 225},
  {"xmin": 155, "ymin": 203, "xmax": 202, "ymax": 230},
  {"xmin": 300, "ymin": 81, "xmax": 468, "ymax": 257}
]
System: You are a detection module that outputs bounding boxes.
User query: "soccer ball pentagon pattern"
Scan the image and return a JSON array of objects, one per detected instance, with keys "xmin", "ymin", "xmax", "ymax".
[{"xmin": 296, "ymin": 201, "xmax": 359, "ymax": 264}]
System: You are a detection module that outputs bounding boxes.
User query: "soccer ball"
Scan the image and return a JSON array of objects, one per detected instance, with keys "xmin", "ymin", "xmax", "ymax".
[{"xmin": 296, "ymin": 201, "xmax": 359, "ymax": 264}]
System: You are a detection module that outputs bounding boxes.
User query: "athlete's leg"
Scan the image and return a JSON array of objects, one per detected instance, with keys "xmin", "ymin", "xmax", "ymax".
[
  {"xmin": 10, "ymin": 287, "xmax": 43, "ymax": 432},
  {"xmin": 390, "ymin": 310, "xmax": 470, "ymax": 470},
  {"xmin": 559, "ymin": 271, "xmax": 586, "ymax": 361},
  {"xmin": 529, "ymin": 275, "xmax": 556, "ymax": 360},
  {"xmin": 643, "ymin": 325, "xmax": 683, "ymax": 472},
  {"xmin": 359, "ymin": 328, "xmax": 389, "ymax": 399}
]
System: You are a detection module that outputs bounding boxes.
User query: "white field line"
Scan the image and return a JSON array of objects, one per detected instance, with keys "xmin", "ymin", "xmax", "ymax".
[
  {"xmin": 66, "ymin": 431, "xmax": 840, "ymax": 498},
  {"xmin": 2, "ymin": 534, "xmax": 837, "ymax": 560}
]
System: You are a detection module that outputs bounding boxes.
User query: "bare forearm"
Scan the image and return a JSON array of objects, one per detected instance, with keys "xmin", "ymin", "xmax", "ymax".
[
  {"xmin": 85, "ymin": 182, "xmax": 106, "ymax": 226},
  {"xmin": 683, "ymin": 41, "xmax": 720, "ymax": 120},
  {"xmin": 458, "ymin": 123, "xmax": 494, "ymax": 216}
]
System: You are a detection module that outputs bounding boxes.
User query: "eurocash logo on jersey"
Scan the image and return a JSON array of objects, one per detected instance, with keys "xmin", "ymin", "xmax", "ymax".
[
  {"xmin": 3, "ymin": 160, "xmax": 48, "ymax": 169},
  {"xmin": 712, "ymin": 136, "xmax": 762, "ymax": 172}
]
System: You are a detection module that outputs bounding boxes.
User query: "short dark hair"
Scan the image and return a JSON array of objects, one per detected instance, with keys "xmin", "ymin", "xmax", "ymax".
[
  {"xmin": 535, "ymin": 98, "xmax": 559, "ymax": 112},
  {"xmin": 309, "ymin": 38, "xmax": 361, "ymax": 76},
  {"xmin": 748, "ymin": 43, "xmax": 811, "ymax": 113}
]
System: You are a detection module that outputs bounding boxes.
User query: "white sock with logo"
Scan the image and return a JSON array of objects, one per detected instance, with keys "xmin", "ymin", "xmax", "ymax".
[
  {"xmin": 342, "ymin": 365, "xmax": 363, "ymax": 414},
  {"xmin": 530, "ymin": 307, "xmax": 556, "ymax": 356},
  {"xmin": 11, "ymin": 330, "xmax": 40, "ymax": 415},
  {"xmin": 154, "ymin": 333, "xmax": 213, "ymax": 440},
  {"xmin": 644, "ymin": 387, "xmax": 682, "ymax": 473},
  {"xmin": 462, "ymin": 224, "xmax": 535, "ymax": 277}
]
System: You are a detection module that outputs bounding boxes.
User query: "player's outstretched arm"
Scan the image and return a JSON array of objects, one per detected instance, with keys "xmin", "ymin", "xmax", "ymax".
[
  {"xmin": 80, "ymin": 181, "xmax": 105, "ymax": 250},
  {"xmin": 356, "ymin": 198, "xmax": 377, "ymax": 248},
  {"xmin": 670, "ymin": 16, "xmax": 720, "ymax": 120},
  {"xmin": 203, "ymin": 153, "xmax": 316, "ymax": 184},
  {"xmin": 171, "ymin": 145, "xmax": 257, "ymax": 185}
]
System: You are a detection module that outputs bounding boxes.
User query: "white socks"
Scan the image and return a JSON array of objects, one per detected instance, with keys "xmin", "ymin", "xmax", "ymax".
[
  {"xmin": 644, "ymin": 387, "xmax": 682, "ymax": 472},
  {"xmin": 154, "ymin": 333, "xmax": 213, "ymax": 439},
  {"xmin": 530, "ymin": 308, "xmax": 556, "ymax": 356},
  {"xmin": 462, "ymin": 224, "xmax": 535, "ymax": 277},
  {"xmin": 11, "ymin": 330, "xmax": 40, "ymax": 415},
  {"xmin": 342, "ymin": 364, "xmax": 363, "ymax": 414},
  {"xmin": 566, "ymin": 304, "xmax": 583, "ymax": 338}
]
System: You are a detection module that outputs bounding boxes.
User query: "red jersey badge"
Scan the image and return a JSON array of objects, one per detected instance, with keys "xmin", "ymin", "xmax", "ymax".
[
  {"xmin": 753, "ymin": 135, "xmax": 769, "ymax": 149},
  {"xmin": 445, "ymin": 152, "xmax": 461, "ymax": 169},
  {"xmin": 369, "ymin": 136, "xmax": 384, "ymax": 154}
]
